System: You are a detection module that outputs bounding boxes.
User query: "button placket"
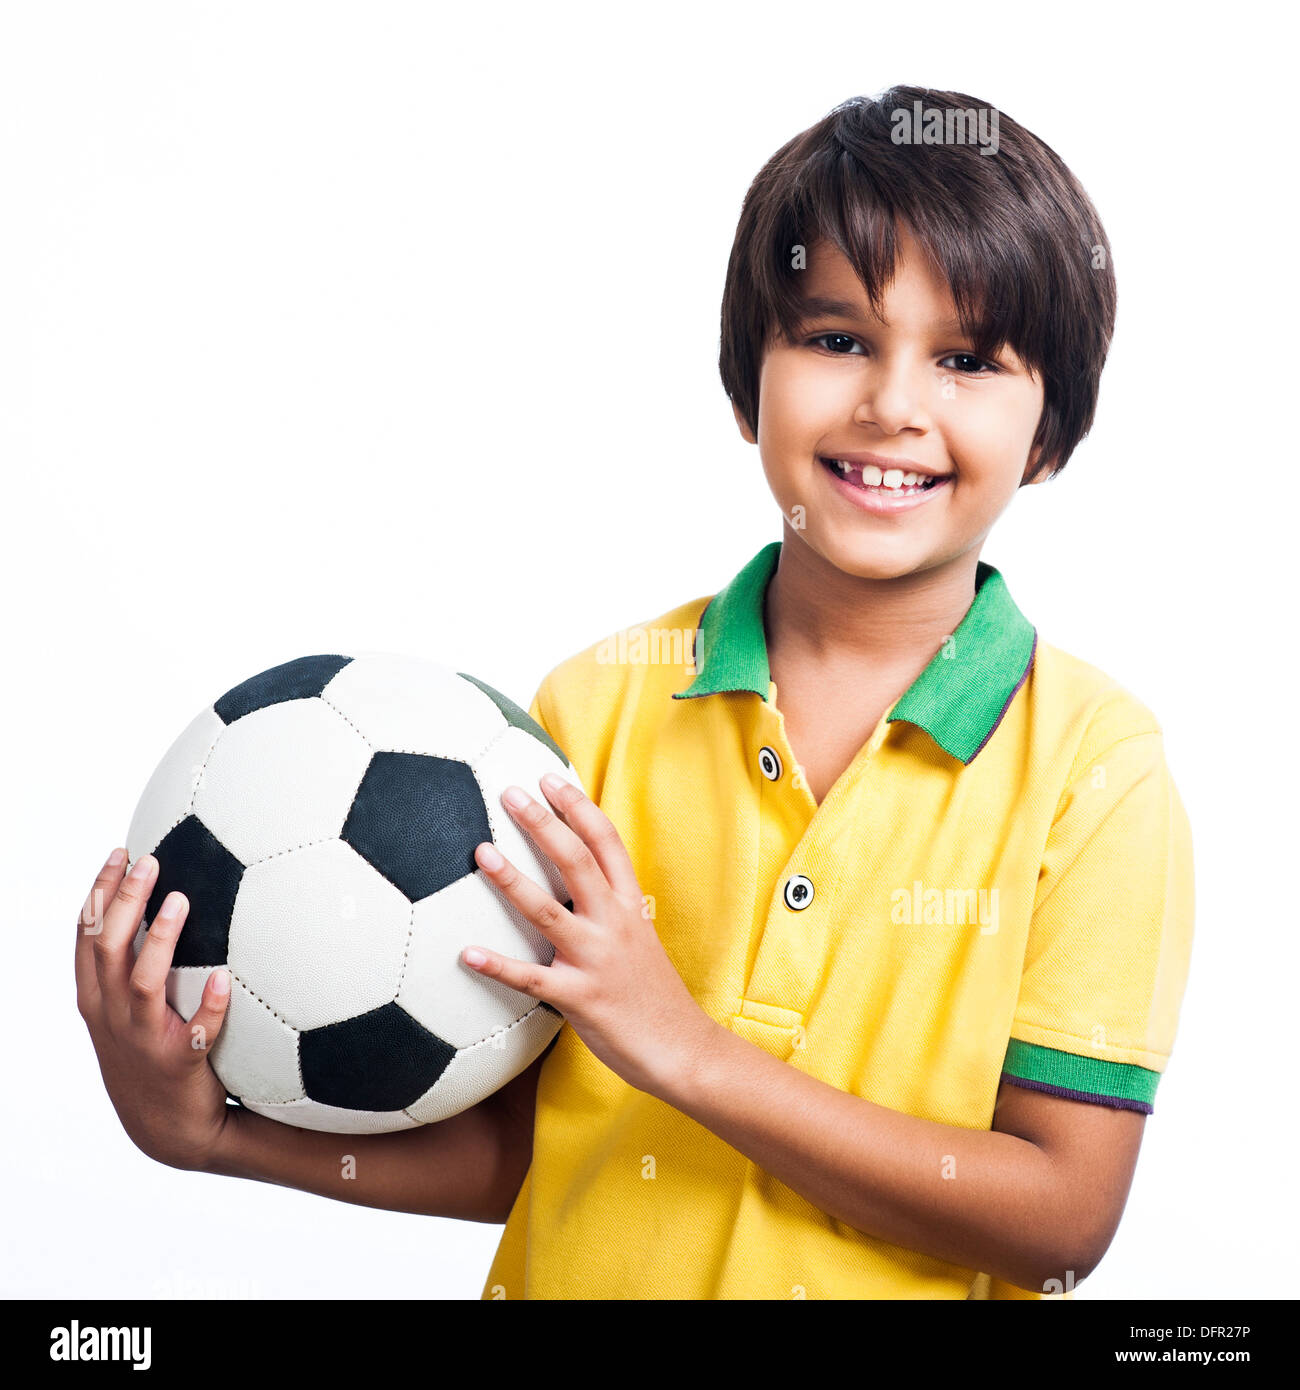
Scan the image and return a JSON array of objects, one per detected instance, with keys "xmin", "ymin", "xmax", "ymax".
[{"xmin": 740, "ymin": 698, "xmax": 822, "ymax": 1028}]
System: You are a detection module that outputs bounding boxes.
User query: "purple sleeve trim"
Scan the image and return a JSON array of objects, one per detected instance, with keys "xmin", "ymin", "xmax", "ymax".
[{"xmin": 1000, "ymin": 1070, "xmax": 1154, "ymax": 1115}]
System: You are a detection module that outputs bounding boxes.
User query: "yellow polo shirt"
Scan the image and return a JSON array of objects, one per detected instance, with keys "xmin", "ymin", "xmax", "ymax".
[{"xmin": 482, "ymin": 540, "xmax": 1194, "ymax": 1300}]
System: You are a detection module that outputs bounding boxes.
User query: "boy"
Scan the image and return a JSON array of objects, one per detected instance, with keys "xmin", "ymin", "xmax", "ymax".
[{"xmin": 77, "ymin": 86, "xmax": 1193, "ymax": 1300}]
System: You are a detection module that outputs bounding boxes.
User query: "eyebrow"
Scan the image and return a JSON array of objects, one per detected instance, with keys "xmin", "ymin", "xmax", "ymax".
[
  {"xmin": 795, "ymin": 296, "xmax": 966, "ymax": 336},
  {"xmin": 796, "ymin": 296, "xmax": 870, "ymax": 321}
]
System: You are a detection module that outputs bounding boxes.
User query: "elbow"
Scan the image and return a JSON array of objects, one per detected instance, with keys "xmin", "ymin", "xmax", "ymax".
[{"xmin": 1023, "ymin": 1222, "xmax": 1115, "ymax": 1295}]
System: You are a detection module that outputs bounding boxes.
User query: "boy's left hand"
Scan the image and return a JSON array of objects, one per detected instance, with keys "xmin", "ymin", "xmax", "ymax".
[{"xmin": 463, "ymin": 772, "xmax": 715, "ymax": 1097}]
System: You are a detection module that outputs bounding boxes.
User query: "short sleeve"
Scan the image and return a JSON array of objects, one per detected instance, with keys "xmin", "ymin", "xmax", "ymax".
[{"xmin": 1001, "ymin": 730, "xmax": 1195, "ymax": 1114}]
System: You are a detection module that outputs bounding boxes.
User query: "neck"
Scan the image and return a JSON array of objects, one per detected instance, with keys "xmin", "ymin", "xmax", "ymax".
[{"xmin": 764, "ymin": 524, "xmax": 983, "ymax": 669}]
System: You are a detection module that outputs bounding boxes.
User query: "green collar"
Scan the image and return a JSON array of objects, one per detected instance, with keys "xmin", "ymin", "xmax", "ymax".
[{"xmin": 672, "ymin": 540, "xmax": 1036, "ymax": 764}]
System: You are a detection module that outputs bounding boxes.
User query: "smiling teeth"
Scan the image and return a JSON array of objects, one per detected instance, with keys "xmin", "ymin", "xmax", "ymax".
[{"xmin": 830, "ymin": 460, "xmax": 927, "ymax": 489}]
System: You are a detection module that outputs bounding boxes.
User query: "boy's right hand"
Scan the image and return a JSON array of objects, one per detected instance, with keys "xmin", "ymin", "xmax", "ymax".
[{"xmin": 76, "ymin": 848, "xmax": 235, "ymax": 1173}]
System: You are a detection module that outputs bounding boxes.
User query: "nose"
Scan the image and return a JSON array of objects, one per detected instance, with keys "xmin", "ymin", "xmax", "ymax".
[{"xmin": 851, "ymin": 357, "xmax": 931, "ymax": 436}]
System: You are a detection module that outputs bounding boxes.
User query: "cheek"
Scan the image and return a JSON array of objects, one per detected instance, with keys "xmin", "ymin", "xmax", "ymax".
[
  {"xmin": 941, "ymin": 386, "xmax": 1041, "ymax": 478},
  {"xmin": 757, "ymin": 356, "xmax": 844, "ymax": 451}
]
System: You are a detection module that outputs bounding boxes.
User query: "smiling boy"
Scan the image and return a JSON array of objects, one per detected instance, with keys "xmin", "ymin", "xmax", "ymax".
[
  {"xmin": 459, "ymin": 87, "xmax": 1194, "ymax": 1299},
  {"xmin": 79, "ymin": 86, "xmax": 1193, "ymax": 1301}
]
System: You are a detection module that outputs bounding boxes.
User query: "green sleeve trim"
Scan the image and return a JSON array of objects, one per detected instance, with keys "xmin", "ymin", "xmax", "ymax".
[{"xmin": 1003, "ymin": 1038, "xmax": 1161, "ymax": 1106}]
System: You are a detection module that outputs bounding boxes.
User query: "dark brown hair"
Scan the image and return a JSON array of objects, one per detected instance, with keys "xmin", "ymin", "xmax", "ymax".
[{"xmin": 719, "ymin": 86, "xmax": 1116, "ymax": 480}]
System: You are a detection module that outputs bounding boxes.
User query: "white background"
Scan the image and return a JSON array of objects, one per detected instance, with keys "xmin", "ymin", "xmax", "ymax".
[{"xmin": 3, "ymin": 0, "xmax": 1294, "ymax": 1300}]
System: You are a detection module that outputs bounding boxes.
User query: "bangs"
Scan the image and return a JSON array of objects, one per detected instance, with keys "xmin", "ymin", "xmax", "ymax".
[{"xmin": 756, "ymin": 146, "xmax": 1058, "ymax": 376}]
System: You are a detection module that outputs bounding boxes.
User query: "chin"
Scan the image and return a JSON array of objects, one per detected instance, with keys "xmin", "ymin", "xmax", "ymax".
[{"xmin": 797, "ymin": 528, "xmax": 932, "ymax": 582}]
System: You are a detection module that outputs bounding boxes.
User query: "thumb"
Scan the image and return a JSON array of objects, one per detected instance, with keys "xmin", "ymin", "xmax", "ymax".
[{"xmin": 183, "ymin": 968, "xmax": 232, "ymax": 1060}]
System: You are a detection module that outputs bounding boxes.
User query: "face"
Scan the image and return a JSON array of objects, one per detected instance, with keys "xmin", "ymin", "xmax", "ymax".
[{"xmin": 733, "ymin": 230, "xmax": 1047, "ymax": 582}]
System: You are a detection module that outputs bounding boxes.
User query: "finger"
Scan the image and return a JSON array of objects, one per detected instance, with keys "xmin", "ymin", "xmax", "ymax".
[
  {"xmin": 500, "ymin": 783, "xmax": 610, "ymax": 911},
  {"xmin": 474, "ymin": 840, "xmax": 579, "ymax": 954},
  {"xmin": 92, "ymin": 852, "xmax": 157, "ymax": 1004},
  {"xmin": 76, "ymin": 847, "xmax": 126, "ymax": 1011},
  {"xmin": 536, "ymin": 773, "xmax": 640, "ymax": 900},
  {"xmin": 128, "ymin": 890, "xmax": 189, "ymax": 1029},
  {"xmin": 178, "ymin": 967, "xmax": 232, "ymax": 1062},
  {"xmin": 462, "ymin": 942, "xmax": 557, "ymax": 1006}
]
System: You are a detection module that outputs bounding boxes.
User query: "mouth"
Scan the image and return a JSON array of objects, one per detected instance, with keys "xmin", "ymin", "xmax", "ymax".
[{"xmin": 818, "ymin": 455, "xmax": 952, "ymax": 498}]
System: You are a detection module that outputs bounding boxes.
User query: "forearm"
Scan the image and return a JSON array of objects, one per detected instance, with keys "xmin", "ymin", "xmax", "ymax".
[
  {"xmin": 658, "ymin": 1021, "xmax": 1081, "ymax": 1292},
  {"xmin": 204, "ymin": 1098, "xmax": 526, "ymax": 1224}
]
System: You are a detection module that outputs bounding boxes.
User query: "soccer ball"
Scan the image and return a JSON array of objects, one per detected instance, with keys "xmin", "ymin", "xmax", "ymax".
[{"xmin": 125, "ymin": 652, "xmax": 578, "ymax": 1134}]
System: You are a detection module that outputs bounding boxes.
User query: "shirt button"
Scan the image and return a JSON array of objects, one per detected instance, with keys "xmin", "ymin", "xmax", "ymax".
[
  {"xmin": 759, "ymin": 745, "xmax": 782, "ymax": 781},
  {"xmin": 783, "ymin": 875, "xmax": 814, "ymax": 910}
]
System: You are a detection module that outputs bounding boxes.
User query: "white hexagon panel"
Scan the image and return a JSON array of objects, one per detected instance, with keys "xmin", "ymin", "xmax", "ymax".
[{"xmin": 229, "ymin": 840, "xmax": 414, "ymax": 1032}]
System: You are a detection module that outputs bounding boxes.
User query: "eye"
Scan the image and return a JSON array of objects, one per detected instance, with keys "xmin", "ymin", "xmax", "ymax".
[
  {"xmin": 808, "ymin": 332, "xmax": 865, "ymax": 355},
  {"xmin": 940, "ymin": 352, "xmax": 998, "ymax": 375}
]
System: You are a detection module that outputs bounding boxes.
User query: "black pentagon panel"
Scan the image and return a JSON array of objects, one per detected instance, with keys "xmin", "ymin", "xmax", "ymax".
[
  {"xmin": 457, "ymin": 672, "xmax": 570, "ymax": 766},
  {"xmin": 143, "ymin": 815, "xmax": 244, "ymax": 967},
  {"xmin": 341, "ymin": 751, "xmax": 492, "ymax": 901},
  {"xmin": 214, "ymin": 654, "xmax": 353, "ymax": 724},
  {"xmin": 299, "ymin": 1002, "xmax": 457, "ymax": 1111}
]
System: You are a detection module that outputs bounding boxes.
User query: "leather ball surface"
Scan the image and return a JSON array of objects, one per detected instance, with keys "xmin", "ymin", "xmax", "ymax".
[{"xmin": 126, "ymin": 652, "xmax": 577, "ymax": 1133}]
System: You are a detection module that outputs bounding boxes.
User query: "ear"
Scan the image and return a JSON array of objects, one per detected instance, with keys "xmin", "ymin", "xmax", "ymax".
[
  {"xmin": 1021, "ymin": 443, "xmax": 1052, "ymax": 486},
  {"xmin": 731, "ymin": 398, "xmax": 758, "ymax": 446}
]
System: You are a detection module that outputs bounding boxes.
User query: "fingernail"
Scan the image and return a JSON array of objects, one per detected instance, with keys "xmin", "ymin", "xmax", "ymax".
[
  {"xmin": 540, "ymin": 772, "xmax": 565, "ymax": 792},
  {"xmin": 464, "ymin": 948, "xmax": 487, "ymax": 967},
  {"xmin": 158, "ymin": 892, "xmax": 182, "ymax": 920},
  {"xmin": 129, "ymin": 854, "xmax": 154, "ymax": 880},
  {"xmin": 477, "ymin": 842, "xmax": 504, "ymax": 870},
  {"xmin": 107, "ymin": 847, "xmax": 126, "ymax": 868},
  {"xmin": 211, "ymin": 968, "xmax": 230, "ymax": 994},
  {"xmin": 503, "ymin": 785, "xmax": 529, "ymax": 809}
]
